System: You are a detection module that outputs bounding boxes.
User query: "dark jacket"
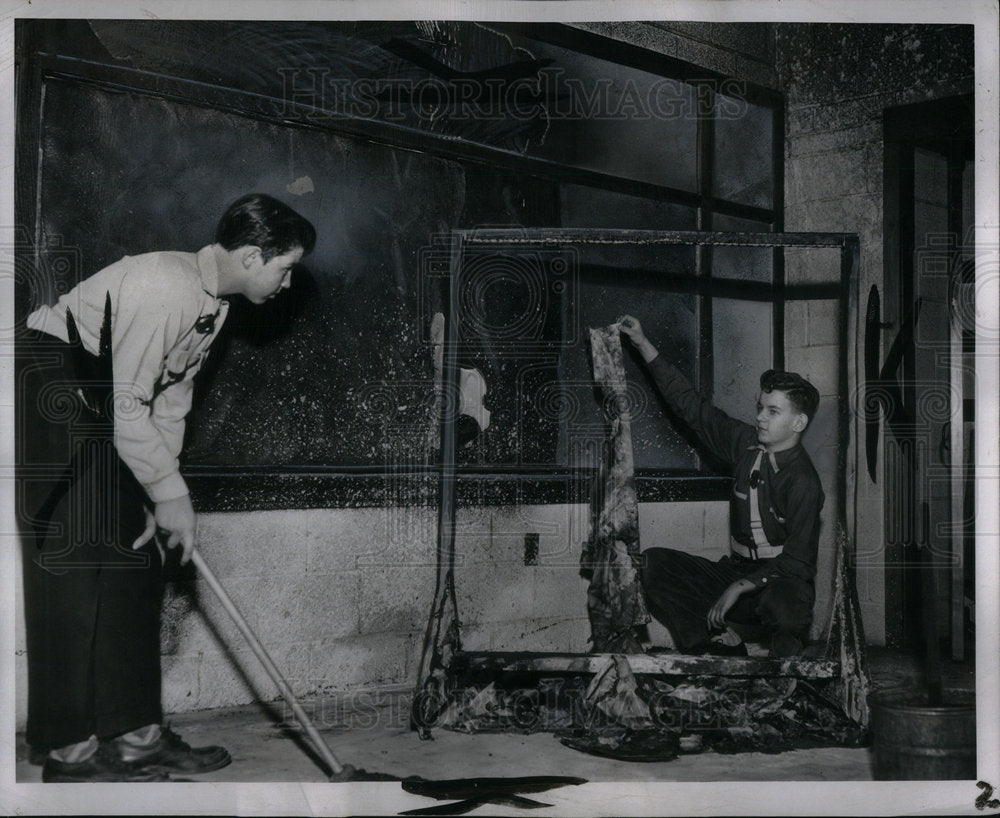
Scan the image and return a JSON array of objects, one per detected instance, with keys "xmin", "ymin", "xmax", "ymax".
[{"xmin": 647, "ymin": 354, "xmax": 824, "ymax": 589}]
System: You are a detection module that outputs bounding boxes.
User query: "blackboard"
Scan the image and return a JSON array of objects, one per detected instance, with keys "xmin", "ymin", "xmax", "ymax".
[{"xmin": 19, "ymin": 21, "xmax": 778, "ymax": 487}]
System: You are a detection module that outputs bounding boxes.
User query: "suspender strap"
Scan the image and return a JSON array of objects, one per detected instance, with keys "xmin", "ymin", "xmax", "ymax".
[
  {"xmin": 731, "ymin": 536, "xmax": 784, "ymax": 561},
  {"xmin": 748, "ymin": 450, "xmax": 770, "ymax": 551},
  {"xmin": 730, "ymin": 448, "xmax": 784, "ymax": 561}
]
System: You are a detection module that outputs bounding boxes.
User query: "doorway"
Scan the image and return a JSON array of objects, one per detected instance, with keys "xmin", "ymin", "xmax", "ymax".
[{"xmin": 882, "ymin": 95, "xmax": 974, "ymax": 658}]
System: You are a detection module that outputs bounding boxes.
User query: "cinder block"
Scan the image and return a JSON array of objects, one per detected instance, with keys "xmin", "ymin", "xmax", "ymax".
[
  {"xmin": 457, "ymin": 561, "xmax": 537, "ymax": 626},
  {"xmin": 309, "ymin": 632, "xmax": 414, "ymax": 689},
  {"xmin": 458, "ymin": 625, "xmax": 491, "ymax": 652},
  {"xmin": 162, "ymin": 642, "xmax": 314, "ymax": 714},
  {"xmin": 191, "ymin": 572, "xmax": 270, "ymax": 636},
  {"xmin": 640, "ymin": 501, "xmax": 720, "ymax": 555},
  {"xmin": 162, "ymin": 588, "xmax": 231, "ymax": 658},
  {"xmin": 783, "ymin": 247, "xmax": 839, "ymax": 284},
  {"xmin": 786, "ymin": 123, "xmax": 880, "ymax": 159},
  {"xmin": 809, "ymin": 443, "xmax": 840, "ymax": 485},
  {"xmin": 786, "ymin": 149, "xmax": 868, "ymax": 204},
  {"xmin": 672, "ymin": 36, "xmax": 738, "ymax": 77},
  {"xmin": 452, "ymin": 531, "xmax": 518, "ymax": 571},
  {"xmin": 199, "ymin": 506, "xmax": 423, "ymax": 577},
  {"xmin": 807, "ymin": 300, "xmax": 840, "ymax": 347},
  {"xmin": 735, "ymin": 54, "xmax": 778, "ymax": 89},
  {"xmin": 197, "ymin": 510, "xmax": 310, "ymax": 577},
  {"xmin": 802, "ymin": 404, "xmax": 838, "ymax": 455},
  {"xmin": 160, "ymin": 580, "xmax": 197, "ymax": 655},
  {"xmin": 783, "ymin": 301, "xmax": 809, "ymax": 349},
  {"xmin": 162, "ymin": 573, "xmax": 279, "ymax": 661},
  {"xmin": 357, "ymin": 564, "xmax": 436, "ymax": 635},
  {"xmin": 307, "ymin": 508, "xmax": 436, "ymax": 573},
  {"xmin": 785, "ymin": 344, "xmax": 839, "ymax": 396},
  {"xmin": 357, "ymin": 507, "xmax": 438, "ymax": 568},
  {"xmin": 453, "ymin": 505, "xmax": 580, "ymax": 567},
  {"xmin": 488, "ymin": 617, "xmax": 591, "ymax": 653},
  {"xmin": 458, "ymin": 505, "xmax": 572, "ymax": 544},
  {"xmin": 535, "ymin": 507, "xmax": 588, "ymax": 562},
  {"xmin": 789, "ymin": 194, "xmax": 881, "ymax": 235},
  {"xmin": 187, "ymin": 651, "xmax": 260, "ymax": 710},
  {"xmin": 197, "ymin": 638, "xmax": 325, "ymax": 702},
  {"xmin": 161, "ymin": 653, "xmax": 204, "ymax": 712},
  {"xmin": 530, "ymin": 565, "xmax": 591, "ymax": 621},
  {"xmin": 537, "ymin": 510, "xmax": 592, "ymax": 566},
  {"xmin": 702, "ymin": 505, "xmax": 731, "ymax": 557},
  {"xmin": 251, "ymin": 570, "xmax": 363, "ymax": 645}
]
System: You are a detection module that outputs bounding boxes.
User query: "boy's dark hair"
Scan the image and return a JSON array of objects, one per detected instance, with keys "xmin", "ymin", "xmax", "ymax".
[
  {"xmin": 760, "ymin": 369, "xmax": 820, "ymax": 423},
  {"xmin": 216, "ymin": 193, "xmax": 316, "ymax": 261}
]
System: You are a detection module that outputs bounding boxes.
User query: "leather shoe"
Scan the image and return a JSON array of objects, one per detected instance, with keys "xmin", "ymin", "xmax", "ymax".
[
  {"xmin": 42, "ymin": 743, "xmax": 170, "ymax": 782},
  {"xmin": 114, "ymin": 725, "xmax": 231, "ymax": 774}
]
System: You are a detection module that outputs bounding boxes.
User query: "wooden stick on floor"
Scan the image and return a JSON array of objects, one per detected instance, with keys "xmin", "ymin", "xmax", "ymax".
[{"xmin": 190, "ymin": 547, "xmax": 346, "ymax": 777}]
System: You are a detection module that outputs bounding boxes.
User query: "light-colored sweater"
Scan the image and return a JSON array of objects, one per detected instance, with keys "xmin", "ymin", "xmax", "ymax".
[{"xmin": 26, "ymin": 245, "xmax": 229, "ymax": 503}]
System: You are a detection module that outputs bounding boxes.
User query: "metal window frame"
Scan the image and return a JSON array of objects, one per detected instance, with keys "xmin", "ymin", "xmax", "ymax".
[{"xmin": 17, "ymin": 22, "xmax": 787, "ymax": 510}]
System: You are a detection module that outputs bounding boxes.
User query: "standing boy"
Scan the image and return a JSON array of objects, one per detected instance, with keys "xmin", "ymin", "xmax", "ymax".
[
  {"xmin": 617, "ymin": 315, "xmax": 823, "ymax": 658},
  {"xmin": 17, "ymin": 193, "xmax": 316, "ymax": 781}
]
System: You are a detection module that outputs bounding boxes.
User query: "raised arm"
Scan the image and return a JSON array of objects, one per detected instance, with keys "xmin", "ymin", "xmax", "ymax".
[{"xmin": 617, "ymin": 315, "xmax": 756, "ymax": 467}]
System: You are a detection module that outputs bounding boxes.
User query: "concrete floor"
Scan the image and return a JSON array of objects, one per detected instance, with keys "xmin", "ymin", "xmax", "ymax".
[
  {"xmin": 15, "ymin": 646, "xmax": 975, "ymax": 791},
  {"xmin": 10, "ymin": 649, "xmax": 980, "ymax": 816}
]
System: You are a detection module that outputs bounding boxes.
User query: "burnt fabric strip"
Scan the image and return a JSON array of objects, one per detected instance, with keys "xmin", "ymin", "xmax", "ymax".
[{"xmin": 582, "ymin": 325, "xmax": 650, "ymax": 650}]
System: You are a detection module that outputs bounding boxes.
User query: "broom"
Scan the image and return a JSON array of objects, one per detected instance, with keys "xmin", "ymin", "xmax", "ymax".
[{"xmin": 191, "ymin": 548, "xmax": 396, "ymax": 781}]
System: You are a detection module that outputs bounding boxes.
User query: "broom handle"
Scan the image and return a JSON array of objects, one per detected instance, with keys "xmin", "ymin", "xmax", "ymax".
[{"xmin": 190, "ymin": 548, "xmax": 345, "ymax": 775}]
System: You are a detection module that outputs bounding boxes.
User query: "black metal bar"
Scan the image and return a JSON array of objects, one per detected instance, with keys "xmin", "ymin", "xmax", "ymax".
[
  {"xmin": 898, "ymin": 142, "xmax": 921, "ymax": 648},
  {"xmin": 456, "ymin": 650, "xmax": 839, "ymax": 679},
  {"xmin": 840, "ymin": 237, "xmax": 860, "ymax": 567},
  {"xmin": 457, "ymin": 228, "xmax": 855, "ymax": 248},
  {"xmin": 947, "ymin": 140, "xmax": 966, "ymax": 662},
  {"xmin": 183, "ymin": 471, "xmax": 731, "ymax": 511},
  {"xmin": 439, "ymin": 231, "xmax": 463, "ymax": 589},
  {"xmin": 881, "ymin": 139, "xmax": 904, "ymax": 648},
  {"xmin": 413, "ymin": 232, "xmax": 466, "ymax": 729},
  {"xmin": 696, "ymin": 82, "xmax": 715, "ymax": 404},
  {"xmin": 772, "ymin": 100, "xmax": 786, "ymax": 371},
  {"xmin": 494, "ymin": 23, "xmax": 785, "ymax": 109},
  {"xmin": 577, "ymin": 262, "xmax": 840, "ymax": 300},
  {"xmin": 900, "ymin": 144, "xmax": 916, "ymax": 409},
  {"xmin": 37, "ymin": 59, "xmax": 776, "ymax": 227}
]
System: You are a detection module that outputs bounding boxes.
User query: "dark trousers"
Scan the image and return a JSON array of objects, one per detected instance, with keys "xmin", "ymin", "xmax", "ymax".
[
  {"xmin": 16, "ymin": 331, "xmax": 164, "ymax": 750},
  {"xmin": 640, "ymin": 547, "xmax": 814, "ymax": 652}
]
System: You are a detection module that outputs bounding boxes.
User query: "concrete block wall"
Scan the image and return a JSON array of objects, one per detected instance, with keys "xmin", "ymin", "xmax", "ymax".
[
  {"xmin": 159, "ymin": 508, "xmax": 438, "ymax": 716},
  {"xmin": 14, "ymin": 498, "xmax": 729, "ymax": 727},
  {"xmin": 777, "ymin": 23, "xmax": 974, "ymax": 643},
  {"xmin": 455, "ymin": 501, "xmax": 729, "ymax": 654}
]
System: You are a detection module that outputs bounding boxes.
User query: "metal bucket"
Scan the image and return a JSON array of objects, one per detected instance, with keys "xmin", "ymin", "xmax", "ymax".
[{"xmin": 871, "ymin": 688, "xmax": 976, "ymax": 780}]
